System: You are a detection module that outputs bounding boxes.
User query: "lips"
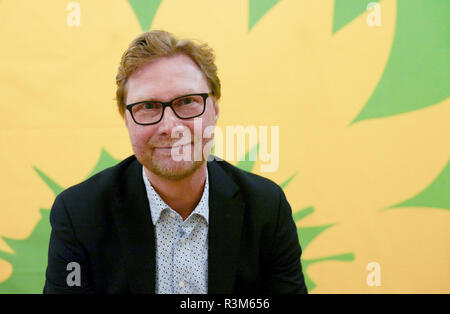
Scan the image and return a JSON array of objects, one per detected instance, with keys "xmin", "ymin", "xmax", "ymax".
[{"xmin": 154, "ymin": 143, "xmax": 192, "ymax": 149}]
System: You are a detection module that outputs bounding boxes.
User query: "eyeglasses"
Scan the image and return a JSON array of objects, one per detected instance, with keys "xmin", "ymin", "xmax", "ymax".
[{"xmin": 126, "ymin": 92, "xmax": 212, "ymax": 125}]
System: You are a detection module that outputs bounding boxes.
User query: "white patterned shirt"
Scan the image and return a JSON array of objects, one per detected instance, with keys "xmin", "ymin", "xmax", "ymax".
[{"xmin": 142, "ymin": 166, "xmax": 209, "ymax": 294}]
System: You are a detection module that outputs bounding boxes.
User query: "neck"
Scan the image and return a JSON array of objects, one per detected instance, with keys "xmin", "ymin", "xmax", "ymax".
[{"xmin": 144, "ymin": 163, "xmax": 207, "ymax": 221}]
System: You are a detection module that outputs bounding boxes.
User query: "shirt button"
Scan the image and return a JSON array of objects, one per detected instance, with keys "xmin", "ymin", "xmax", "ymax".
[
  {"xmin": 170, "ymin": 212, "xmax": 175, "ymax": 218},
  {"xmin": 180, "ymin": 238, "xmax": 185, "ymax": 244},
  {"xmin": 179, "ymin": 281, "xmax": 185, "ymax": 288}
]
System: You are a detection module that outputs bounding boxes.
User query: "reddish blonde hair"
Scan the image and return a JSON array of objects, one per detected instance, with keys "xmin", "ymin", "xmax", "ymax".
[{"xmin": 115, "ymin": 30, "xmax": 221, "ymax": 117}]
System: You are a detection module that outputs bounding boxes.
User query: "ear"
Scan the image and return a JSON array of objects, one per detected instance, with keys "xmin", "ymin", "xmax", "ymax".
[
  {"xmin": 213, "ymin": 99, "xmax": 219, "ymax": 123},
  {"xmin": 124, "ymin": 110, "xmax": 129, "ymax": 128}
]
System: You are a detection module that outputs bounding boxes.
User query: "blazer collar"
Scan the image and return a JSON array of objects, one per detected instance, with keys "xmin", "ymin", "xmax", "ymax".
[{"xmin": 110, "ymin": 156, "xmax": 245, "ymax": 294}]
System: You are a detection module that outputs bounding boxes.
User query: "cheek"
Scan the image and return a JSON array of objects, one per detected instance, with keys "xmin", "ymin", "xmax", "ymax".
[
  {"xmin": 202, "ymin": 112, "xmax": 217, "ymax": 133},
  {"xmin": 128, "ymin": 124, "xmax": 155, "ymax": 148}
]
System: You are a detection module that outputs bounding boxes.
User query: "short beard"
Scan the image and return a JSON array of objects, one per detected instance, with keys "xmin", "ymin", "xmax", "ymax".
[
  {"xmin": 143, "ymin": 155, "xmax": 205, "ymax": 181},
  {"xmin": 136, "ymin": 135, "xmax": 213, "ymax": 181}
]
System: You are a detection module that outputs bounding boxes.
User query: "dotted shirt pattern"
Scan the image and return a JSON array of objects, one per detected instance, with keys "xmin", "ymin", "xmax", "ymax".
[{"xmin": 142, "ymin": 166, "xmax": 209, "ymax": 294}]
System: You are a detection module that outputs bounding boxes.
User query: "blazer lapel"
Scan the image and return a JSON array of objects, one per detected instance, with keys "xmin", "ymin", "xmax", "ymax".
[
  {"xmin": 110, "ymin": 158, "xmax": 156, "ymax": 293},
  {"xmin": 207, "ymin": 159, "xmax": 245, "ymax": 294}
]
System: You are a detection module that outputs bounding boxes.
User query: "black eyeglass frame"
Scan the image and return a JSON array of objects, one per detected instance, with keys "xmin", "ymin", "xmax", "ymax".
[{"xmin": 125, "ymin": 92, "xmax": 212, "ymax": 126}]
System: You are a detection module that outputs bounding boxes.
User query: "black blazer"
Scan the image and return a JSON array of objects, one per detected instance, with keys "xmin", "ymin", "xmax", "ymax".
[{"xmin": 43, "ymin": 155, "xmax": 307, "ymax": 294}]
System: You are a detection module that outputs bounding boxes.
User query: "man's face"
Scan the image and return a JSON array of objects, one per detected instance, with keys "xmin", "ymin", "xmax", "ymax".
[{"xmin": 124, "ymin": 54, "xmax": 219, "ymax": 180}]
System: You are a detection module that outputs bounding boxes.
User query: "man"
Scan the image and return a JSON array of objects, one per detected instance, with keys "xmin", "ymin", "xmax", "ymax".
[{"xmin": 44, "ymin": 30, "xmax": 307, "ymax": 294}]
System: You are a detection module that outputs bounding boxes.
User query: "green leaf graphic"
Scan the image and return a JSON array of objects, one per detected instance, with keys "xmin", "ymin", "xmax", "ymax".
[
  {"xmin": 0, "ymin": 209, "xmax": 51, "ymax": 293},
  {"xmin": 32, "ymin": 167, "xmax": 63, "ymax": 196},
  {"xmin": 302, "ymin": 252, "xmax": 355, "ymax": 291},
  {"xmin": 0, "ymin": 149, "xmax": 119, "ymax": 293},
  {"xmin": 128, "ymin": 0, "xmax": 163, "ymax": 31},
  {"xmin": 386, "ymin": 159, "xmax": 450, "ymax": 211},
  {"xmin": 298, "ymin": 224, "xmax": 335, "ymax": 251},
  {"xmin": 332, "ymin": 0, "xmax": 379, "ymax": 34},
  {"xmin": 236, "ymin": 143, "xmax": 260, "ymax": 172},
  {"xmin": 280, "ymin": 172, "xmax": 297, "ymax": 189},
  {"xmin": 351, "ymin": 0, "xmax": 450, "ymax": 123},
  {"xmin": 88, "ymin": 148, "xmax": 121, "ymax": 177},
  {"xmin": 294, "ymin": 206, "xmax": 355, "ymax": 292},
  {"xmin": 293, "ymin": 206, "xmax": 314, "ymax": 221},
  {"xmin": 249, "ymin": 0, "xmax": 282, "ymax": 31}
]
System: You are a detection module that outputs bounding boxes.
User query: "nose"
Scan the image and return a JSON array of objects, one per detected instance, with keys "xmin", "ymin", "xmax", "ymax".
[{"xmin": 157, "ymin": 106, "xmax": 180, "ymax": 135}]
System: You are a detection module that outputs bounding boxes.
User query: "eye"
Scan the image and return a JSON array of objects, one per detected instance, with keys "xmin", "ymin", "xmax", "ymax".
[
  {"xmin": 181, "ymin": 97, "xmax": 194, "ymax": 105},
  {"xmin": 144, "ymin": 102, "xmax": 158, "ymax": 109}
]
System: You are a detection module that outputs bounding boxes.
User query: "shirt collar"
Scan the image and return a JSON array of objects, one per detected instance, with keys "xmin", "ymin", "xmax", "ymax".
[{"xmin": 142, "ymin": 165, "xmax": 209, "ymax": 225}]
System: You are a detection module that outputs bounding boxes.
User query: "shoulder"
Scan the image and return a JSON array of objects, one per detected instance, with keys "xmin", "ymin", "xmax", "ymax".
[
  {"xmin": 207, "ymin": 157, "xmax": 284, "ymax": 204},
  {"xmin": 56, "ymin": 155, "xmax": 139, "ymax": 206}
]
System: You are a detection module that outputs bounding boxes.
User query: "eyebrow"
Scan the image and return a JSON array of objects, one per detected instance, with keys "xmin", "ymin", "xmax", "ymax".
[{"xmin": 133, "ymin": 90, "xmax": 200, "ymax": 103}]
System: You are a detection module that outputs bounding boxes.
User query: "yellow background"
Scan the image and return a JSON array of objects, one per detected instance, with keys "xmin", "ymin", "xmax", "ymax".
[{"xmin": 0, "ymin": 0, "xmax": 449, "ymax": 293}]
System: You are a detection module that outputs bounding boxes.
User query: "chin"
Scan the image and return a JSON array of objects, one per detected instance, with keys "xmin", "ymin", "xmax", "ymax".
[{"xmin": 146, "ymin": 157, "xmax": 204, "ymax": 181}]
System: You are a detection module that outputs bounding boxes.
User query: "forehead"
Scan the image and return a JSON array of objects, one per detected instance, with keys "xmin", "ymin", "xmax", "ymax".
[{"xmin": 125, "ymin": 54, "xmax": 209, "ymax": 104}]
